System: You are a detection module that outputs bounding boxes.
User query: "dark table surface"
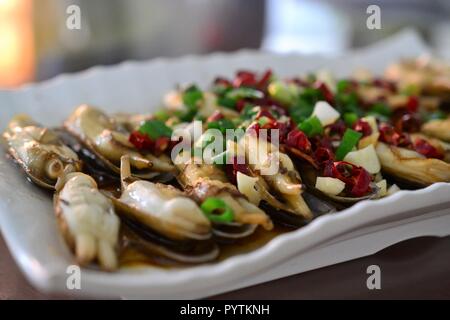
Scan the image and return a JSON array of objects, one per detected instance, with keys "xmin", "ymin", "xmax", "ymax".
[{"xmin": 1, "ymin": 234, "xmax": 450, "ymax": 300}]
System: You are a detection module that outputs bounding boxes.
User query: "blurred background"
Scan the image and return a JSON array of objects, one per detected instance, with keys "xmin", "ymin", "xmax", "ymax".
[{"xmin": 1, "ymin": 0, "xmax": 450, "ymax": 88}]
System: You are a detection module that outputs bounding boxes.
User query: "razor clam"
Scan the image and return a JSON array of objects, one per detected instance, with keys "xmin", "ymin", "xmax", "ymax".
[
  {"xmin": 63, "ymin": 105, "xmax": 175, "ymax": 179},
  {"xmin": 112, "ymin": 112, "xmax": 153, "ymax": 132},
  {"xmin": 54, "ymin": 172, "xmax": 120, "ymax": 270},
  {"xmin": 175, "ymin": 153, "xmax": 273, "ymax": 241},
  {"xmin": 260, "ymin": 191, "xmax": 337, "ymax": 228},
  {"xmin": 239, "ymin": 133, "xmax": 314, "ymax": 220},
  {"xmin": 375, "ymin": 142, "xmax": 450, "ymax": 186},
  {"xmin": 2, "ymin": 114, "xmax": 82, "ymax": 189},
  {"xmin": 110, "ymin": 155, "xmax": 218, "ymax": 263},
  {"xmin": 384, "ymin": 58, "xmax": 450, "ymax": 96},
  {"xmin": 421, "ymin": 118, "xmax": 450, "ymax": 143}
]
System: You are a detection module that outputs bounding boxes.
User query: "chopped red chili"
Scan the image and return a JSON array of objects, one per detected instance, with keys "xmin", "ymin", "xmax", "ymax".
[
  {"xmin": 323, "ymin": 161, "xmax": 372, "ymax": 197},
  {"xmin": 414, "ymin": 138, "xmax": 444, "ymax": 159},
  {"xmin": 314, "ymin": 147, "xmax": 335, "ymax": 165},
  {"xmin": 406, "ymin": 96, "xmax": 419, "ymax": 113},
  {"xmin": 352, "ymin": 119, "xmax": 372, "ymax": 137},
  {"xmin": 326, "ymin": 119, "xmax": 347, "ymax": 140},
  {"xmin": 257, "ymin": 69, "xmax": 273, "ymax": 89},
  {"xmin": 379, "ymin": 123, "xmax": 413, "ymax": 148},
  {"xmin": 313, "ymin": 81, "xmax": 334, "ymax": 104},
  {"xmin": 129, "ymin": 131, "xmax": 153, "ymax": 150},
  {"xmin": 233, "ymin": 70, "xmax": 257, "ymax": 87},
  {"xmin": 214, "ymin": 77, "xmax": 232, "ymax": 87},
  {"xmin": 286, "ymin": 129, "xmax": 312, "ymax": 153},
  {"xmin": 153, "ymin": 136, "xmax": 170, "ymax": 156},
  {"xmin": 129, "ymin": 131, "xmax": 171, "ymax": 156},
  {"xmin": 393, "ymin": 110, "xmax": 421, "ymax": 133},
  {"xmin": 225, "ymin": 156, "xmax": 251, "ymax": 185}
]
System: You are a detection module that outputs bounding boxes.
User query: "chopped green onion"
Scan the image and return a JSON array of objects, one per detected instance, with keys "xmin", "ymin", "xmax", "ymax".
[
  {"xmin": 182, "ymin": 85, "xmax": 203, "ymax": 109},
  {"xmin": 212, "ymin": 84, "xmax": 231, "ymax": 96},
  {"xmin": 335, "ymin": 129, "xmax": 363, "ymax": 160},
  {"xmin": 225, "ymin": 88, "xmax": 264, "ymax": 100},
  {"xmin": 267, "ymin": 81, "xmax": 299, "ymax": 106},
  {"xmin": 139, "ymin": 120, "xmax": 172, "ymax": 140},
  {"xmin": 200, "ymin": 197, "xmax": 234, "ymax": 223},
  {"xmin": 335, "ymin": 92, "xmax": 360, "ymax": 114},
  {"xmin": 207, "ymin": 118, "xmax": 235, "ymax": 134},
  {"xmin": 258, "ymin": 116, "xmax": 271, "ymax": 126},
  {"xmin": 337, "ymin": 80, "xmax": 350, "ymax": 93},
  {"xmin": 343, "ymin": 112, "xmax": 359, "ymax": 126},
  {"xmin": 240, "ymin": 104, "xmax": 259, "ymax": 120},
  {"xmin": 300, "ymin": 87, "xmax": 323, "ymax": 104},
  {"xmin": 217, "ymin": 97, "xmax": 236, "ymax": 109},
  {"xmin": 370, "ymin": 102, "xmax": 392, "ymax": 117},
  {"xmin": 298, "ymin": 116, "xmax": 323, "ymax": 137}
]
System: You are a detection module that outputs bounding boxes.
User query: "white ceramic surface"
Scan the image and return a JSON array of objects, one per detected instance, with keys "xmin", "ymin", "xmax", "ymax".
[{"xmin": 1, "ymin": 29, "xmax": 449, "ymax": 299}]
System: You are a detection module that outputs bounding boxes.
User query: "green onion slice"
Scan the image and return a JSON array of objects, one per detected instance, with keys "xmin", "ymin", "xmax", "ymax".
[
  {"xmin": 343, "ymin": 112, "xmax": 358, "ymax": 126},
  {"xmin": 225, "ymin": 88, "xmax": 264, "ymax": 100},
  {"xmin": 200, "ymin": 197, "xmax": 234, "ymax": 223},
  {"xmin": 298, "ymin": 116, "xmax": 323, "ymax": 137},
  {"xmin": 335, "ymin": 129, "xmax": 363, "ymax": 160},
  {"xmin": 139, "ymin": 119, "xmax": 172, "ymax": 140}
]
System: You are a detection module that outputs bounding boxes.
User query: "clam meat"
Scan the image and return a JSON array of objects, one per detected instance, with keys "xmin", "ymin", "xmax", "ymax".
[
  {"xmin": 3, "ymin": 114, "xmax": 82, "ymax": 189},
  {"xmin": 54, "ymin": 172, "xmax": 120, "ymax": 270}
]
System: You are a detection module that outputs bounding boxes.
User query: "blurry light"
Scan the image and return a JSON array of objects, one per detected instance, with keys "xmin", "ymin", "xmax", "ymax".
[
  {"xmin": 0, "ymin": 0, "xmax": 34, "ymax": 87},
  {"xmin": 0, "ymin": 0, "xmax": 18, "ymax": 11}
]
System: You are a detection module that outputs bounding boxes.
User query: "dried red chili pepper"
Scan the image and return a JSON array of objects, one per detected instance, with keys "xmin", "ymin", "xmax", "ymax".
[
  {"xmin": 129, "ymin": 131, "xmax": 153, "ymax": 150},
  {"xmin": 352, "ymin": 119, "xmax": 372, "ymax": 137},
  {"xmin": 379, "ymin": 124, "xmax": 413, "ymax": 148},
  {"xmin": 326, "ymin": 120, "xmax": 347, "ymax": 140},
  {"xmin": 313, "ymin": 81, "xmax": 334, "ymax": 104},
  {"xmin": 393, "ymin": 110, "xmax": 421, "ymax": 133},
  {"xmin": 214, "ymin": 77, "xmax": 232, "ymax": 87},
  {"xmin": 153, "ymin": 136, "xmax": 170, "ymax": 156},
  {"xmin": 314, "ymin": 147, "xmax": 335, "ymax": 165},
  {"xmin": 257, "ymin": 69, "xmax": 273, "ymax": 89},
  {"xmin": 286, "ymin": 129, "xmax": 312, "ymax": 153},
  {"xmin": 414, "ymin": 138, "xmax": 444, "ymax": 159},
  {"xmin": 129, "ymin": 131, "xmax": 172, "ymax": 155},
  {"xmin": 323, "ymin": 161, "xmax": 372, "ymax": 197},
  {"xmin": 233, "ymin": 70, "xmax": 257, "ymax": 87},
  {"xmin": 406, "ymin": 96, "xmax": 419, "ymax": 113},
  {"xmin": 225, "ymin": 156, "xmax": 251, "ymax": 185}
]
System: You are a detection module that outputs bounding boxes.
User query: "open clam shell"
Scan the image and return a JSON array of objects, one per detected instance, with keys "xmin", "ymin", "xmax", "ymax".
[
  {"xmin": 174, "ymin": 155, "xmax": 273, "ymax": 241},
  {"xmin": 375, "ymin": 142, "xmax": 450, "ymax": 186},
  {"xmin": 260, "ymin": 191, "xmax": 337, "ymax": 228},
  {"xmin": 108, "ymin": 155, "xmax": 218, "ymax": 264},
  {"xmin": 63, "ymin": 105, "xmax": 175, "ymax": 180},
  {"xmin": 3, "ymin": 114, "xmax": 82, "ymax": 189}
]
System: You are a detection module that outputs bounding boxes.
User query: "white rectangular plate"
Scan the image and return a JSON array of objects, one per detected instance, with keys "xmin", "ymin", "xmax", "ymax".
[{"xmin": 1, "ymin": 29, "xmax": 449, "ymax": 299}]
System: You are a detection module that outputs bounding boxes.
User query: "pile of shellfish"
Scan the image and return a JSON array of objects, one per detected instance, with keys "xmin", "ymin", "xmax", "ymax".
[{"xmin": 2, "ymin": 57, "xmax": 449, "ymax": 271}]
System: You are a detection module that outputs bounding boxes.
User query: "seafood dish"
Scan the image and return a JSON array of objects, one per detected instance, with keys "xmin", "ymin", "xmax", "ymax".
[{"xmin": 2, "ymin": 57, "xmax": 449, "ymax": 271}]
